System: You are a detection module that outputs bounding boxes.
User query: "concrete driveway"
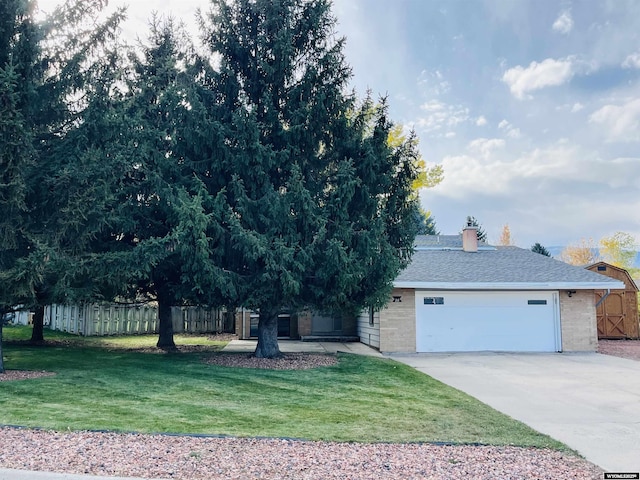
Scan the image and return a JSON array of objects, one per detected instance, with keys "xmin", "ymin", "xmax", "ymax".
[{"xmin": 388, "ymin": 352, "xmax": 640, "ymax": 473}]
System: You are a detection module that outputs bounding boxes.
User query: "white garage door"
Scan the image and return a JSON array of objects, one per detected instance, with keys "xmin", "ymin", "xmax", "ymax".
[{"xmin": 415, "ymin": 291, "xmax": 561, "ymax": 352}]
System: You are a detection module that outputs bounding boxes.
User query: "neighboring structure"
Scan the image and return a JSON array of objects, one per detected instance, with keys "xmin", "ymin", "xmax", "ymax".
[
  {"xmin": 586, "ymin": 262, "xmax": 639, "ymax": 339},
  {"xmin": 358, "ymin": 227, "xmax": 624, "ymax": 353},
  {"xmin": 235, "ymin": 310, "xmax": 358, "ymax": 341},
  {"xmin": 1, "ymin": 308, "xmax": 32, "ymax": 326}
]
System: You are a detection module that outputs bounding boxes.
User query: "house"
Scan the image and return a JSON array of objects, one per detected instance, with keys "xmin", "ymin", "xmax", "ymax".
[
  {"xmin": 585, "ymin": 262, "xmax": 639, "ymax": 339},
  {"xmin": 358, "ymin": 227, "xmax": 624, "ymax": 353},
  {"xmin": 235, "ymin": 226, "xmax": 625, "ymax": 352}
]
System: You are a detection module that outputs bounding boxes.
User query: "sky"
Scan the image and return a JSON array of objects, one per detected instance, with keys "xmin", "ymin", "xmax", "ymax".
[{"xmin": 38, "ymin": 0, "xmax": 640, "ymax": 248}]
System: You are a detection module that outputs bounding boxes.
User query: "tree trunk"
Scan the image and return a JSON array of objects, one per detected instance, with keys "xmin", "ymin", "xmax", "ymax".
[
  {"xmin": 156, "ymin": 289, "xmax": 176, "ymax": 350},
  {"xmin": 254, "ymin": 309, "xmax": 281, "ymax": 358},
  {"xmin": 30, "ymin": 304, "xmax": 45, "ymax": 344}
]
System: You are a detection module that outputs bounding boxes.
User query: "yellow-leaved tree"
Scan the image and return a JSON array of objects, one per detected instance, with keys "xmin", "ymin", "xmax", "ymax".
[
  {"xmin": 598, "ymin": 232, "xmax": 640, "ymax": 318},
  {"xmin": 387, "ymin": 125, "xmax": 443, "ymax": 192},
  {"xmin": 560, "ymin": 238, "xmax": 600, "ymax": 266},
  {"xmin": 599, "ymin": 232, "xmax": 639, "ymax": 277},
  {"xmin": 498, "ymin": 224, "xmax": 513, "ymax": 246},
  {"xmin": 387, "ymin": 125, "xmax": 443, "ymax": 235}
]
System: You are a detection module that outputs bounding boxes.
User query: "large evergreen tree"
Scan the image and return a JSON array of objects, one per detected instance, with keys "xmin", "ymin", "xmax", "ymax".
[
  {"xmin": 0, "ymin": 0, "xmax": 35, "ymax": 371},
  {"xmin": 0, "ymin": 0, "xmax": 125, "ymax": 346},
  {"xmin": 196, "ymin": 0, "xmax": 420, "ymax": 357},
  {"xmin": 106, "ymin": 17, "xmax": 228, "ymax": 349},
  {"xmin": 69, "ymin": 16, "xmax": 234, "ymax": 350}
]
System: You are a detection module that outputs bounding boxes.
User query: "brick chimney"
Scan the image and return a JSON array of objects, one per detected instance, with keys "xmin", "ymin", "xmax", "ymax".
[{"xmin": 462, "ymin": 223, "xmax": 478, "ymax": 253}]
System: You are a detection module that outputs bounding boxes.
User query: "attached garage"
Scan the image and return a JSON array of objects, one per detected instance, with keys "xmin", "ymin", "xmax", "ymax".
[{"xmin": 415, "ymin": 291, "xmax": 561, "ymax": 352}]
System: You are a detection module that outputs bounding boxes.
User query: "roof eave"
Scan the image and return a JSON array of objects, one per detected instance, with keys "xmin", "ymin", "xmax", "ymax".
[{"xmin": 393, "ymin": 281, "xmax": 626, "ymax": 290}]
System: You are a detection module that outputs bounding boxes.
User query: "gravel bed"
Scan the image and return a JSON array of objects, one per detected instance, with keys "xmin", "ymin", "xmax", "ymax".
[
  {"xmin": 202, "ymin": 352, "xmax": 338, "ymax": 370},
  {"xmin": 0, "ymin": 427, "xmax": 602, "ymax": 480},
  {"xmin": 598, "ymin": 339, "xmax": 640, "ymax": 361}
]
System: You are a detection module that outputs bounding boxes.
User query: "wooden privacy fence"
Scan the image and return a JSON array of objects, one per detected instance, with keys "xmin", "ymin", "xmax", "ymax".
[
  {"xmin": 175, "ymin": 306, "xmax": 234, "ymax": 334},
  {"xmin": 46, "ymin": 304, "xmax": 230, "ymax": 336}
]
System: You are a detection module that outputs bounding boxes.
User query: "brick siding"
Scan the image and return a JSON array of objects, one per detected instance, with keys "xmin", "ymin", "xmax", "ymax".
[
  {"xmin": 379, "ymin": 288, "xmax": 416, "ymax": 353},
  {"xmin": 559, "ymin": 290, "xmax": 598, "ymax": 351},
  {"xmin": 297, "ymin": 311, "xmax": 312, "ymax": 337}
]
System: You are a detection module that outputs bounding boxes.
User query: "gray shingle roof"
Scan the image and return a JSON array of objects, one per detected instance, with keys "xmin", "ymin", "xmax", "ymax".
[
  {"xmin": 396, "ymin": 241, "xmax": 623, "ymax": 289},
  {"xmin": 415, "ymin": 234, "xmax": 492, "ymax": 249}
]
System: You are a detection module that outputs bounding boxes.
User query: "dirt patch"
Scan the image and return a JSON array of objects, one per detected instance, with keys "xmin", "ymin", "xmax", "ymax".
[
  {"xmin": 203, "ymin": 352, "xmax": 338, "ymax": 370},
  {"xmin": 0, "ymin": 370, "xmax": 56, "ymax": 382},
  {"xmin": 598, "ymin": 339, "xmax": 640, "ymax": 361},
  {"xmin": 207, "ymin": 333, "xmax": 238, "ymax": 342},
  {"xmin": 127, "ymin": 345, "xmax": 223, "ymax": 354}
]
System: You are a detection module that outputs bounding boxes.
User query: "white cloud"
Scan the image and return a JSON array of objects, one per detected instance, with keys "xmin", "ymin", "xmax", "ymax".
[
  {"xmin": 415, "ymin": 100, "xmax": 470, "ymax": 133},
  {"xmin": 417, "ymin": 69, "xmax": 451, "ymax": 96},
  {"xmin": 476, "ymin": 116, "xmax": 487, "ymax": 126},
  {"xmin": 557, "ymin": 102, "xmax": 585, "ymax": 113},
  {"xmin": 468, "ymin": 138, "xmax": 506, "ymax": 159},
  {"xmin": 434, "ymin": 143, "xmax": 640, "ymax": 200},
  {"xmin": 498, "ymin": 119, "xmax": 522, "ymax": 139},
  {"xmin": 506, "ymin": 128, "xmax": 521, "ymax": 139},
  {"xmin": 552, "ymin": 10, "xmax": 574, "ymax": 34},
  {"xmin": 571, "ymin": 102, "xmax": 584, "ymax": 113},
  {"xmin": 433, "ymin": 154, "xmax": 513, "ymax": 195},
  {"xmin": 622, "ymin": 52, "xmax": 640, "ymax": 69},
  {"xmin": 502, "ymin": 57, "xmax": 575, "ymax": 99},
  {"xmin": 589, "ymin": 98, "xmax": 640, "ymax": 142},
  {"xmin": 427, "ymin": 142, "xmax": 640, "ymax": 246}
]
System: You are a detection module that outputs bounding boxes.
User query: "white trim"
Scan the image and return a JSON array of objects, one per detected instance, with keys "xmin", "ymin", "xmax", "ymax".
[
  {"xmin": 394, "ymin": 281, "xmax": 625, "ymax": 290},
  {"xmin": 553, "ymin": 292, "xmax": 562, "ymax": 352}
]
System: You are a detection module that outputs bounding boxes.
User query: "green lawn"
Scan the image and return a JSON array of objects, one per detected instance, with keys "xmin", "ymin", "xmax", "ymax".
[
  {"xmin": 2, "ymin": 325, "xmax": 226, "ymax": 350},
  {"xmin": 1, "ymin": 325, "xmax": 565, "ymax": 449}
]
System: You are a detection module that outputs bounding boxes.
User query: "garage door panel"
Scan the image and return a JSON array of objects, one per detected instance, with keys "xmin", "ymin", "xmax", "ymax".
[
  {"xmin": 423, "ymin": 293, "xmax": 552, "ymax": 308},
  {"xmin": 416, "ymin": 291, "xmax": 559, "ymax": 352}
]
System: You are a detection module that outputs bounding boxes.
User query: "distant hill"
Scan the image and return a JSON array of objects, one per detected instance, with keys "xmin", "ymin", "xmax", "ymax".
[
  {"xmin": 545, "ymin": 246, "xmax": 640, "ymax": 268},
  {"xmin": 545, "ymin": 246, "xmax": 565, "ymax": 259}
]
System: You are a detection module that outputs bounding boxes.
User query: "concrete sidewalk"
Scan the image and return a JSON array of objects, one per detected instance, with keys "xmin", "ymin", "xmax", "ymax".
[
  {"xmin": 389, "ymin": 352, "xmax": 640, "ymax": 473},
  {"xmin": 222, "ymin": 339, "xmax": 383, "ymax": 357},
  {"xmin": 0, "ymin": 469, "xmax": 151, "ymax": 480}
]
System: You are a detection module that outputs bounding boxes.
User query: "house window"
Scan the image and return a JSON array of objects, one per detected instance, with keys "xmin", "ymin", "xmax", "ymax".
[
  {"xmin": 527, "ymin": 300, "xmax": 547, "ymax": 305},
  {"xmin": 369, "ymin": 307, "xmax": 375, "ymax": 326},
  {"xmin": 424, "ymin": 297, "xmax": 444, "ymax": 305},
  {"xmin": 597, "ymin": 265, "xmax": 607, "ymax": 271}
]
